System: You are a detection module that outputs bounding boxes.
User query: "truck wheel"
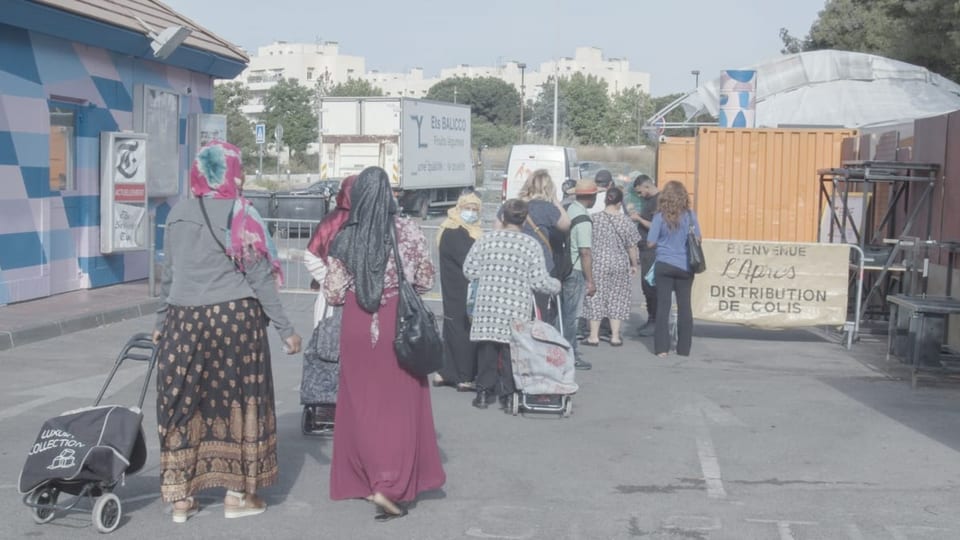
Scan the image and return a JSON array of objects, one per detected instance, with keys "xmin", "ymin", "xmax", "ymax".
[{"xmin": 417, "ymin": 194, "xmax": 430, "ymax": 220}]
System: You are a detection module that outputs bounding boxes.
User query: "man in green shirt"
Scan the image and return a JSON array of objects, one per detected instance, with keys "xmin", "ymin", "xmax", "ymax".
[
  {"xmin": 562, "ymin": 179, "xmax": 601, "ymax": 370},
  {"xmin": 627, "ymin": 174, "xmax": 659, "ymax": 334}
]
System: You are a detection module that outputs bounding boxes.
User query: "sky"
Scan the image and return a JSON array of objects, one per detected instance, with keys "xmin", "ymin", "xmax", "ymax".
[{"xmin": 163, "ymin": 0, "xmax": 827, "ymax": 96}]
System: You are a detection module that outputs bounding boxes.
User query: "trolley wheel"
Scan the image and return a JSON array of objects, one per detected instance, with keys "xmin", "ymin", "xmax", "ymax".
[
  {"xmin": 561, "ymin": 397, "xmax": 573, "ymax": 418},
  {"xmin": 93, "ymin": 492, "xmax": 121, "ymax": 533},
  {"xmin": 28, "ymin": 486, "xmax": 59, "ymax": 524},
  {"xmin": 510, "ymin": 393, "xmax": 520, "ymax": 416},
  {"xmin": 301, "ymin": 407, "xmax": 314, "ymax": 435}
]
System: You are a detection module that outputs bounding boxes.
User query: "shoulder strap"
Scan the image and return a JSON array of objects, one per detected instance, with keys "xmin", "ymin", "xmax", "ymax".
[
  {"xmin": 603, "ymin": 211, "xmax": 628, "ymax": 247},
  {"xmin": 198, "ymin": 197, "xmax": 245, "ymax": 276},
  {"xmin": 525, "ymin": 215, "xmax": 553, "ymax": 255},
  {"xmin": 570, "ymin": 214, "xmax": 592, "ymax": 229}
]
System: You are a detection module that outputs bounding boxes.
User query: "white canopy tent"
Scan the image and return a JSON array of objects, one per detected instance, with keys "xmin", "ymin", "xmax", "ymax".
[{"xmin": 651, "ymin": 50, "xmax": 960, "ymax": 130}]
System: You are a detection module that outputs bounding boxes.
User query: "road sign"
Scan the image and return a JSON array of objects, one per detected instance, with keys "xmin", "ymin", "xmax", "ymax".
[
  {"xmin": 255, "ymin": 123, "xmax": 266, "ymax": 144},
  {"xmin": 655, "ymin": 116, "xmax": 666, "ymax": 136},
  {"xmin": 274, "ymin": 124, "xmax": 284, "ymax": 143}
]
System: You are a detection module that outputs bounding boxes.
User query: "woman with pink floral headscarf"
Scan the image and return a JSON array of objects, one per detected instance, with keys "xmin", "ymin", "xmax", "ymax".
[{"xmin": 152, "ymin": 141, "xmax": 301, "ymax": 524}]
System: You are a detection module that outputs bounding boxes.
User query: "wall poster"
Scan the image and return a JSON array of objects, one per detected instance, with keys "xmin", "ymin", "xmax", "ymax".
[
  {"xmin": 134, "ymin": 85, "xmax": 180, "ymax": 196},
  {"xmin": 100, "ymin": 132, "xmax": 149, "ymax": 253},
  {"xmin": 187, "ymin": 113, "xmax": 227, "ymax": 166}
]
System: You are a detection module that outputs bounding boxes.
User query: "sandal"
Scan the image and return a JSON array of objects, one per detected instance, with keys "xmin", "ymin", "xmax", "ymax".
[
  {"xmin": 224, "ymin": 490, "xmax": 266, "ymax": 519},
  {"xmin": 171, "ymin": 497, "xmax": 199, "ymax": 523},
  {"xmin": 582, "ymin": 340, "xmax": 600, "ymax": 347},
  {"xmin": 610, "ymin": 340, "xmax": 623, "ymax": 347},
  {"xmin": 374, "ymin": 506, "xmax": 409, "ymax": 522},
  {"xmin": 370, "ymin": 492, "xmax": 406, "ymax": 522},
  {"xmin": 456, "ymin": 382, "xmax": 475, "ymax": 392}
]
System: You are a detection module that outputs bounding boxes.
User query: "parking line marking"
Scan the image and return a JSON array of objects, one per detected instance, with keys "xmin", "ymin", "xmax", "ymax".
[
  {"xmin": 695, "ymin": 411, "xmax": 726, "ymax": 499},
  {"xmin": 746, "ymin": 520, "xmax": 818, "ymax": 540}
]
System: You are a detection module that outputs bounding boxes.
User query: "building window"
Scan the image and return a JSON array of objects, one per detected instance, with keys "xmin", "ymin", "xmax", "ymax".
[
  {"xmin": 49, "ymin": 104, "xmax": 76, "ymax": 192},
  {"xmin": 307, "ymin": 68, "xmax": 315, "ymax": 80}
]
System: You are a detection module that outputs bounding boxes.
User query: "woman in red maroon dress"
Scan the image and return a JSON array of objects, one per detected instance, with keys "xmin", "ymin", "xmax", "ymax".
[{"xmin": 323, "ymin": 166, "xmax": 445, "ymax": 521}]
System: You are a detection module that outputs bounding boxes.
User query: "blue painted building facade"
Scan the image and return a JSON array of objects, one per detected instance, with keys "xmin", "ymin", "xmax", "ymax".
[{"xmin": 0, "ymin": 0, "xmax": 246, "ymax": 305}]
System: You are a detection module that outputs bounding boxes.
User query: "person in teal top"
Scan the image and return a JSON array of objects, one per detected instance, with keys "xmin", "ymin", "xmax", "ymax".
[
  {"xmin": 622, "ymin": 170, "xmax": 647, "ymax": 218},
  {"xmin": 561, "ymin": 179, "xmax": 602, "ymax": 371}
]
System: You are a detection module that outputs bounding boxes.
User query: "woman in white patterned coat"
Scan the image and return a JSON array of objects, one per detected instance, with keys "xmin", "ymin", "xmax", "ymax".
[{"xmin": 463, "ymin": 199, "xmax": 561, "ymax": 409}]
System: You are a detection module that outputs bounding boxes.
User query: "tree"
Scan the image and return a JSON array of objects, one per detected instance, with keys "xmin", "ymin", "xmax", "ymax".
[
  {"xmin": 607, "ymin": 87, "xmax": 653, "ymax": 145},
  {"xmin": 213, "ymin": 81, "xmax": 257, "ymax": 162},
  {"xmin": 472, "ymin": 118, "xmax": 516, "ymax": 148},
  {"xmin": 427, "ymin": 76, "xmax": 521, "ymax": 125},
  {"xmin": 887, "ymin": 0, "xmax": 960, "ymax": 82},
  {"xmin": 807, "ymin": 0, "xmax": 902, "ymax": 54},
  {"xmin": 426, "ymin": 76, "xmax": 523, "ymax": 147},
  {"xmin": 780, "ymin": 0, "xmax": 960, "ymax": 82},
  {"xmin": 778, "ymin": 27, "xmax": 807, "ymax": 55},
  {"xmin": 326, "ymin": 78, "xmax": 384, "ymax": 97},
  {"xmin": 563, "ymin": 73, "xmax": 611, "ymax": 145},
  {"xmin": 529, "ymin": 74, "xmax": 613, "ymax": 144},
  {"xmin": 529, "ymin": 76, "xmax": 571, "ymax": 141},
  {"xmin": 262, "ymin": 78, "xmax": 318, "ymax": 159}
]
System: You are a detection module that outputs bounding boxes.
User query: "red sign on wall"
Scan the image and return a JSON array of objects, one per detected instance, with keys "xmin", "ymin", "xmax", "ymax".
[{"xmin": 114, "ymin": 183, "xmax": 146, "ymax": 203}]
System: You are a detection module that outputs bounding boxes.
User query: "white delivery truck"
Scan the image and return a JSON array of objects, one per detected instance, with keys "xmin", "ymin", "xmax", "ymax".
[{"xmin": 317, "ymin": 97, "xmax": 474, "ymax": 218}]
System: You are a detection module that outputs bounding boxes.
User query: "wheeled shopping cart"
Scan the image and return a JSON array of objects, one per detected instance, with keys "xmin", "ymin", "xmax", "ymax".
[{"xmin": 18, "ymin": 333, "xmax": 156, "ymax": 533}]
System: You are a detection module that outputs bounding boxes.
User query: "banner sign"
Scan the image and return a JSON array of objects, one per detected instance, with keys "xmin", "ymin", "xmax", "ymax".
[
  {"xmin": 691, "ymin": 240, "xmax": 849, "ymax": 327},
  {"xmin": 100, "ymin": 132, "xmax": 148, "ymax": 253}
]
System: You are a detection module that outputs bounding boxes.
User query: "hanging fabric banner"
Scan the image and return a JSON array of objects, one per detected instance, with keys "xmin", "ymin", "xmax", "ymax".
[{"xmin": 691, "ymin": 239, "xmax": 849, "ymax": 327}]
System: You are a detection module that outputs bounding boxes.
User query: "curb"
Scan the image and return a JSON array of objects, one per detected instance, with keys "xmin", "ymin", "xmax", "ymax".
[{"xmin": 0, "ymin": 299, "xmax": 162, "ymax": 352}]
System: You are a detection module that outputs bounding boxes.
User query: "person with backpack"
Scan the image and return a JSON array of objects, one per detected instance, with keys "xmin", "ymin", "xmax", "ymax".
[
  {"xmin": 561, "ymin": 179, "xmax": 602, "ymax": 370},
  {"xmin": 512, "ymin": 170, "xmax": 570, "ymax": 325}
]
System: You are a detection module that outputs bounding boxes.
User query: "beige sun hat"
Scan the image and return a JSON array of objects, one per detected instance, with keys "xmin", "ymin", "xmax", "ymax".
[{"xmin": 565, "ymin": 178, "xmax": 607, "ymax": 195}]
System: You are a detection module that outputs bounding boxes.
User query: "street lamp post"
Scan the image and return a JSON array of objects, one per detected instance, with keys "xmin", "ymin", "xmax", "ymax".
[
  {"xmin": 691, "ymin": 69, "xmax": 701, "ymax": 88},
  {"xmin": 517, "ymin": 62, "xmax": 526, "ymax": 143},
  {"xmin": 552, "ymin": 63, "xmax": 559, "ymax": 146}
]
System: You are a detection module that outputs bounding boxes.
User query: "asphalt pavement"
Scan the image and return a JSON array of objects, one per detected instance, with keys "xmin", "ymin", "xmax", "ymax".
[{"xmin": 2, "ymin": 289, "xmax": 960, "ymax": 539}]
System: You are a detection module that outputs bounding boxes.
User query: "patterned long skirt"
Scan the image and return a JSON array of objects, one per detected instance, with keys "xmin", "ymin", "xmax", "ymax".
[{"xmin": 155, "ymin": 298, "xmax": 278, "ymax": 503}]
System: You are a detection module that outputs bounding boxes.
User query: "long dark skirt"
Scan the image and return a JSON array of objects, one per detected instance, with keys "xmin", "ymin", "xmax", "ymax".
[
  {"xmin": 155, "ymin": 298, "xmax": 278, "ymax": 503},
  {"xmin": 330, "ymin": 291, "xmax": 446, "ymax": 503},
  {"xmin": 437, "ymin": 226, "xmax": 477, "ymax": 385}
]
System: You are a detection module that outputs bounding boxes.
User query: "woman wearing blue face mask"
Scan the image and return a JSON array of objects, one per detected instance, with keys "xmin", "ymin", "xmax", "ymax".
[{"xmin": 434, "ymin": 192, "xmax": 484, "ymax": 391}]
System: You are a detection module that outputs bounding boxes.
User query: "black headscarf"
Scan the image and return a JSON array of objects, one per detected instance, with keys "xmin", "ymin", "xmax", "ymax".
[{"xmin": 328, "ymin": 166, "xmax": 398, "ymax": 313}]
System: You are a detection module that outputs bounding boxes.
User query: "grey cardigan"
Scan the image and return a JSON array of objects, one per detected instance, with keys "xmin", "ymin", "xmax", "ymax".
[{"xmin": 154, "ymin": 198, "xmax": 295, "ymax": 339}]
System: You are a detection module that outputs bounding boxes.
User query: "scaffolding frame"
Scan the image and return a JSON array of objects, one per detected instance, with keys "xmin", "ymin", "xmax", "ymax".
[{"xmin": 817, "ymin": 160, "xmax": 941, "ymax": 323}]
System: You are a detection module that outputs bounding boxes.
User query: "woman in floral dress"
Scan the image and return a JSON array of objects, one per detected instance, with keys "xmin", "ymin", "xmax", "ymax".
[{"xmin": 582, "ymin": 186, "xmax": 641, "ymax": 346}]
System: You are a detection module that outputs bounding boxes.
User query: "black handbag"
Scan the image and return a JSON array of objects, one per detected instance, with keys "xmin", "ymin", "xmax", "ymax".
[
  {"xmin": 686, "ymin": 213, "xmax": 706, "ymax": 274},
  {"xmin": 391, "ymin": 227, "xmax": 444, "ymax": 377},
  {"xmin": 304, "ymin": 305, "xmax": 342, "ymax": 364}
]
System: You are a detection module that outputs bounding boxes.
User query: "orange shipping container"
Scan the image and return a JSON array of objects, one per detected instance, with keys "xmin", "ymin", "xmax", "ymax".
[
  {"xmin": 656, "ymin": 136, "xmax": 696, "ymax": 193},
  {"xmin": 658, "ymin": 127, "xmax": 857, "ymax": 242}
]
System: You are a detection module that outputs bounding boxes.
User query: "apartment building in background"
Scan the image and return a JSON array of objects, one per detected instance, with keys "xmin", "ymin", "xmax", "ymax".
[
  {"xmin": 233, "ymin": 44, "xmax": 651, "ymax": 119},
  {"xmin": 238, "ymin": 41, "xmax": 365, "ymax": 115}
]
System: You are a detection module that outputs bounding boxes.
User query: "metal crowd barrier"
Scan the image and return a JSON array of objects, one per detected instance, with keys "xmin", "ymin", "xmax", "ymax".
[
  {"xmin": 150, "ymin": 221, "xmax": 488, "ymax": 303},
  {"xmin": 846, "ymin": 244, "xmax": 865, "ymax": 349}
]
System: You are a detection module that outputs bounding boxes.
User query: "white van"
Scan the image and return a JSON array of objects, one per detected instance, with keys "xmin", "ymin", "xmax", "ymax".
[{"xmin": 502, "ymin": 144, "xmax": 581, "ymax": 201}]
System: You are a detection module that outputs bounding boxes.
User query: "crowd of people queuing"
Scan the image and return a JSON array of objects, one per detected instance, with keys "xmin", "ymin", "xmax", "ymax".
[{"xmin": 152, "ymin": 141, "xmax": 700, "ymax": 524}]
